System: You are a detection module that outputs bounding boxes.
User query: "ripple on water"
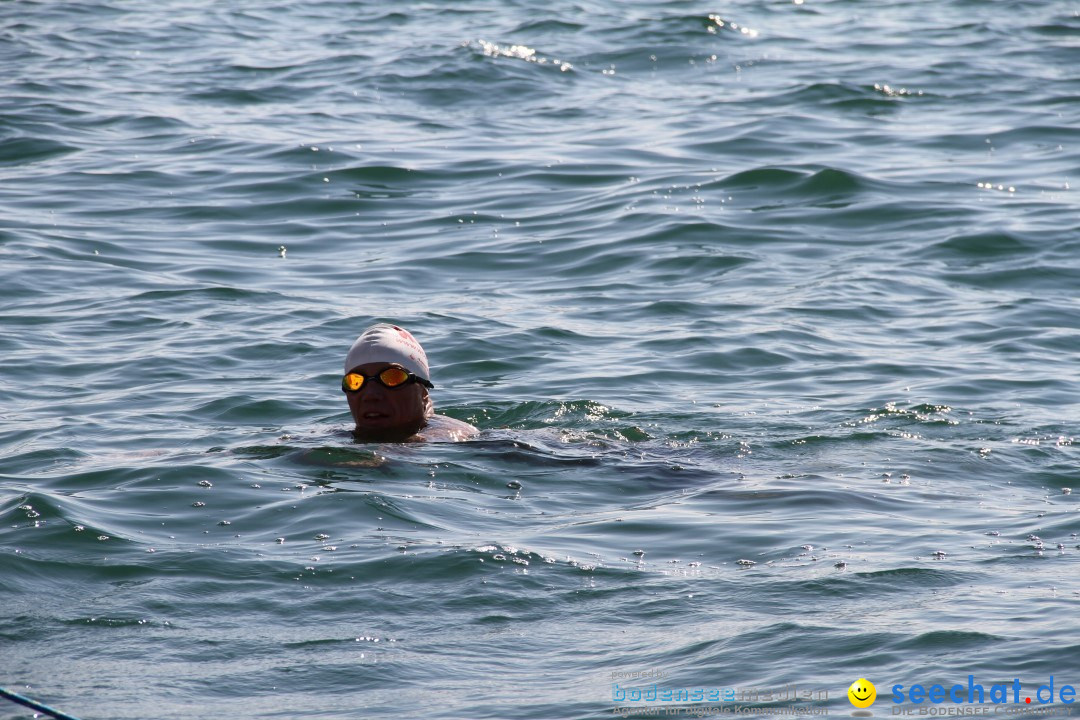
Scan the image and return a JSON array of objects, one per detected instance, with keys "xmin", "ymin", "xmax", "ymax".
[
  {"xmin": 716, "ymin": 165, "xmax": 883, "ymax": 207},
  {"xmin": 0, "ymin": 136, "xmax": 78, "ymax": 166},
  {"xmin": 927, "ymin": 231, "xmax": 1036, "ymax": 260}
]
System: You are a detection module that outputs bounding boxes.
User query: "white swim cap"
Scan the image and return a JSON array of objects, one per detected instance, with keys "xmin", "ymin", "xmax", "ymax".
[{"xmin": 344, "ymin": 324, "xmax": 431, "ymax": 382}]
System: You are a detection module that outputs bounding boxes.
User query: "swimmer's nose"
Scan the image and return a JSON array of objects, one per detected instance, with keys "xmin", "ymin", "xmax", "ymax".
[{"xmin": 360, "ymin": 380, "xmax": 389, "ymax": 402}]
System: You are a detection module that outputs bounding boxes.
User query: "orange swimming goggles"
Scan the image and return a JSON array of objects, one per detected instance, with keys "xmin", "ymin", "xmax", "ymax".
[{"xmin": 341, "ymin": 366, "xmax": 434, "ymax": 393}]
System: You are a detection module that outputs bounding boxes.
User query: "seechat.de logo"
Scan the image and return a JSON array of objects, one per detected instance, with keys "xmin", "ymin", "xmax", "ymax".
[{"xmin": 849, "ymin": 678, "xmax": 877, "ymax": 709}]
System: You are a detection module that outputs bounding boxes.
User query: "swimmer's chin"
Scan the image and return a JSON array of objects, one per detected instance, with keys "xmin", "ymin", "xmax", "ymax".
[{"xmin": 351, "ymin": 420, "xmax": 427, "ymax": 443}]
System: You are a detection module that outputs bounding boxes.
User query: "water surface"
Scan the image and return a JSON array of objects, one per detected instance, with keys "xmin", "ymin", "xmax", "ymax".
[{"xmin": 1, "ymin": 0, "xmax": 1078, "ymax": 718}]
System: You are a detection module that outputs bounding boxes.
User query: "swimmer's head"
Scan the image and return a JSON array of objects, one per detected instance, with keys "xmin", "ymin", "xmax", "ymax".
[
  {"xmin": 344, "ymin": 323, "xmax": 431, "ymax": 381},
  {"xmin": 343, "ymin": 324, "xmax": 434, "ymax": 441}
]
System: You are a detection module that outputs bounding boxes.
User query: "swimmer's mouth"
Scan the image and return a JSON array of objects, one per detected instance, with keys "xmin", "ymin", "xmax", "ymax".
[{"xmin": 361, "ymin": 412, "xmax": 388, "ymax": 420}]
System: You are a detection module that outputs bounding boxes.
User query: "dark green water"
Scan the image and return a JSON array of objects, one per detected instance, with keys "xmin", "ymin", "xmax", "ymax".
[{"xmin": 1, "ymin": 0, "xmax": 1078, "ymax": 718}]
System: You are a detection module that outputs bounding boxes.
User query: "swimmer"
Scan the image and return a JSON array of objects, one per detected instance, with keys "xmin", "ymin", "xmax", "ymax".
[{"xmin": 342, "ymin": 323, "xmax": 479, "ymax": 442}]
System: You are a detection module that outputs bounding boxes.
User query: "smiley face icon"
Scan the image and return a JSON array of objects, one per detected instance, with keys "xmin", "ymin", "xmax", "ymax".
[{"xmin": 848, "ymin": 678, "xmax": 876, "ymax": 708}]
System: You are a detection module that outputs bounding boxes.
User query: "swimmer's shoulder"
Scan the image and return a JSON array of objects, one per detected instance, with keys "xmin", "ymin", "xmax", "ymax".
[{"xmin": 419, "ymin": 414, "xmax": 480, "ymax": 442}]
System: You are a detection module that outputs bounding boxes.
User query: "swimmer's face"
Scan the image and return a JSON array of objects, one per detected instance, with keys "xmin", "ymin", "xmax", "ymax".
[{"xmin": 345, "ymin": 362, "xmax": 430, "ymax": 441}]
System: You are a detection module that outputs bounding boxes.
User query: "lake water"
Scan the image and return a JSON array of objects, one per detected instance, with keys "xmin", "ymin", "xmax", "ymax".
[{"xmin": 1, "ymin": 0, "xmax": 1078, "ymax": 718}]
